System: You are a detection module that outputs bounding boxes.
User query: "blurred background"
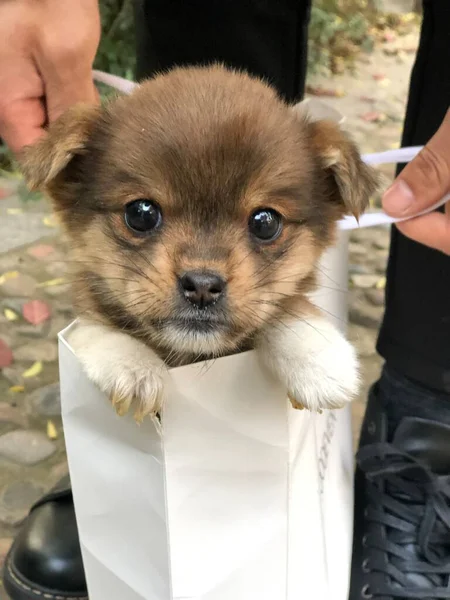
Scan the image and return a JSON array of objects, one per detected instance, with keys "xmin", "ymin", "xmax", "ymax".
[{"xmin": 0, "ymin": 0, "xmax": 422, "ymax": 595}]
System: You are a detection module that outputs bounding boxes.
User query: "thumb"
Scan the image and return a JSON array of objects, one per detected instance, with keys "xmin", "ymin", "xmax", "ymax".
[{"xmin": 382, "ymin": 109, "xmax": 450, "ymax": 217}]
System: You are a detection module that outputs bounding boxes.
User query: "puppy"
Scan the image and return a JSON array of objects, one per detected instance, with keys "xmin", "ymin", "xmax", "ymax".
[{"xmin": 21, "ymin": 65, "xmax": 378, "ymax": 422}]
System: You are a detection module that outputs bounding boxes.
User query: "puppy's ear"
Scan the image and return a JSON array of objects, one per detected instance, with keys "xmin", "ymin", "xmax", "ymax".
[
  {"xmin": 20, "ymin": 104, "xmax": 101, "ymax": 191},
  {"xmin": 306, "ymin": 119, "xmax": 380, "ymax": 219}
]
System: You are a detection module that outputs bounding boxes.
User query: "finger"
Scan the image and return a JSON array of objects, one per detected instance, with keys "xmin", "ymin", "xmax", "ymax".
[
  {"xmin": 396, "ymin": 211, "xmax": 450, "ymax": 255},
  {"xmin": 0, "ymin": 96, "xmax": 47, "ymax": 154},
  {"xmin": 2, "ymin": 123, "xmax": 45, "ymax": 155},
  {"xmin": 46, "ymin": 77, "xmax": 99, "ymax": 124},
  {"xmin": 44, "ymin": 70, "xmax": 100, "ymax": 124},
  {"xmin": 383, "ymin": 109, "xmax": 450, "ymax": 217}
]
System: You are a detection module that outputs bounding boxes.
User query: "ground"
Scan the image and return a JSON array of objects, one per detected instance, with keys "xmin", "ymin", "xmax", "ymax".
[{"xmin": 0, "ymin": 17, "xmax": 419, "ymax": 596}]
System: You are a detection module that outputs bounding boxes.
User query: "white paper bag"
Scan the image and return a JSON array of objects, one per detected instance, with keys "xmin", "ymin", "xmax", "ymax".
[{"xmin": 58, "ymin": 226, "xmax": 354, "ymax": 600}]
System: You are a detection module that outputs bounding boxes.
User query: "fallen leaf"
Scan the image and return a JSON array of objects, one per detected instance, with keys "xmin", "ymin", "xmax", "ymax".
[
  {"xmin": 28, "ymin": 244, "xmax": 55, "ymax": 259},
  {"xmin": 37, "ymin": 277, "xmax": 66, "ymax": 288},
  {"xmin": 6, "ymin": 207, "xmax": 23, "ymax": 215},
  {"xmin": 383, "ymin": 30, "xmax": 396, "ymax": 42},
  {"xmin": 22, "ymin": 300, "xmax": 51, "ymax": 325},
  {"xmin": 0, "ymin": 187, "xmax": 9, "ymax": 199},
  {"xmin": 350, "ymin": 274, "xmax": 380, "ymax": 289},
  {"xmin": 360, "ymin": 111, "xmax": 386, "ymax": 123},
  {"xmin": 43, "ymin": 215, "xmax": 57, "ymax": 228},
  {"xmin": 47, "ymin": 420, "xmax": 58, "ymax": 440},
  {"xmin": 378, "ymin": 78, "xmax": 391, "ymax": 88},
  {"xmin": 400, "ymin": 12, "xmax": 417, "ymax": 24},
  {"xmin": 0, "ymin": 339, "xmax": 13, "ymax": 368},
  {"xmin": 22, "ymin": 361, "xmax": 43, "ymax": 378},
  {"xmin": 9, "ymin": 385, "xmax": 25, "ymax": 393},
  {"xmin": 306, "ymin": 85, "xmax": 346, "ymax": 98},
  {"xmin": 2, "ymin": 170, "xmax": 21, "ymax": 180},
  {"xmin": 3, "ymin": 308, "xmax": 18, "ymax": 321},
  {"xmin": 359, "ymin": 95, "xmax": 375, "ymax": 103},
  {"xmin": 0, "ymin": 271, "xmax": 18, "ymax": 285},
  {"xmin": 376, "ymin": 276, "xmax": 387, "ymax": 289},
  {"xmin": 372, "ymin": 73, "xmax": 386, "ymax": 81}
]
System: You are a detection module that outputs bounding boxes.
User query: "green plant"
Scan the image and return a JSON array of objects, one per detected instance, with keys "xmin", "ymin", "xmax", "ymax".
[
  {"xmin": 308, "ymin": 0, "xmax": 377, "ymax": 75},
  {"xmin": 94, "ymin": 0, "xmax": 136, "ymax": 80},
  {"xmin": 0, "ymin": 144, "xmax": 13, "ymax": 173},
  {"xmin": 307, "ymin": 0, "xmax": 421, "ymax": 76}
]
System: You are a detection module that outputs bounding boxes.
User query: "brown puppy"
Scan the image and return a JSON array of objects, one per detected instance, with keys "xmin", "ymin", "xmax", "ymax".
[{"xmin": 21, "ymin": 65, "xmax": 378, "ymax": 421}]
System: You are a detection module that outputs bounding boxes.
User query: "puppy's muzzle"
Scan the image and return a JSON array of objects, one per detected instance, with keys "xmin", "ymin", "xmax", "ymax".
[{"xmin": 179, "ymin": 270, "xmax": 226, "ymax": 309}]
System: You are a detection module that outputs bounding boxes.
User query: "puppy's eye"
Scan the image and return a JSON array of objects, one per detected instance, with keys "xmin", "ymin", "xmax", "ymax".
[
  {"xmin": 125, "ymin": 199, "xmax": 162, "ymax": 233},
  {"xmin": 248, "ymin": 209, "xmax": 282, "ymax": 242}
]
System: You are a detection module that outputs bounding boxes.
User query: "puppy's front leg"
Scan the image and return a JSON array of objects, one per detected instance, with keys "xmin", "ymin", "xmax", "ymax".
[
  {"xmin": 256, "ymin": 300, "xmax": 359, "ymax": 411},
  {"xmin": 67, "ymin": 319, "xmax": 168, "ymax": 422}
]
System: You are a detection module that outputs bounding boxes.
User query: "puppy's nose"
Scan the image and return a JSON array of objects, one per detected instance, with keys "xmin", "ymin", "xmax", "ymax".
[{"xmin": 180, "ymin": 271, "xmax": 226, "ymax": 308}]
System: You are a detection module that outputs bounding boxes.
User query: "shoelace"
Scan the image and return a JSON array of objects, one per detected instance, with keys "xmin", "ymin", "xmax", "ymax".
[{"xmin": 357, "ymin": 443, "xmax": 450, "ymax": 599}]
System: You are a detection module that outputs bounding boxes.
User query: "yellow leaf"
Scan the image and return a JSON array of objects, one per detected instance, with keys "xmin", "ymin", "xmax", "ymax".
[
  {"xmin": 0, "ymin": 271, "xmax": 19, "ymax": 285},
  {"xmin": 22, "ymin": 361, "xmax": 43, "ymax": 378},
  {"xmin": 37, "ymin": 277, "xmax": 66, "ymax": 288},
  {"xmin": 401, "ymin": 12, "xmax": 416, "ymax": 23},
  {"xmin": 378, "ymin": 78, "xmax": 391, "ymax": 88},
  {"xmin": 47, "ymin": 420, "xmax": 58, "ymax": 440},
  {"xmin": 4, "ymin": 308, "xmax": 18, "ymax": 321},
  {"xmin": 43, "ymin": 215, "xmax": 57, "ymax": 227},
  {"xmin": 9, "ymin": 385, "xmax": 25, "ymax": 393},
  {"xmin": 6, "ymin": 208, "xmax": 23, "ymax": 215},
  {"xmin": 376, "ymin": 277, "xmax": 386, "ymax": 289},
  {"xmin": 0, "ymin": 170, "xmax": 20, "ymax": 180}
]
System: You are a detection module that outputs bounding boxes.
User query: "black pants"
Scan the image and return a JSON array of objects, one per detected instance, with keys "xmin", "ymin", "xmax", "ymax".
[
  {"xmin": 134, "ymin": 0, "xmax": 450, "ymax": 393},
  {"xmin": 377, "ymin": 0, "xmax": 450, "ymax": 393}
]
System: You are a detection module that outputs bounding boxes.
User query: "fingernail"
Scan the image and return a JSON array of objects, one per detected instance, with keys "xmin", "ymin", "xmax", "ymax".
[{"xmin": 383, "ymin": 180, "xmax": 415, "ymax": 215}]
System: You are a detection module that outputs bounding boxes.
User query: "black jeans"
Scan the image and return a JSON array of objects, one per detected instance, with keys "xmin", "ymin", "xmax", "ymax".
[{"xmin": 133, "ymin": 0, "xmax": 450, "ymax": 393}]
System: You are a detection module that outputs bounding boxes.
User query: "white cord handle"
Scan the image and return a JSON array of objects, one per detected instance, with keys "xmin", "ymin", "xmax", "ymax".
[
  {"xmin": 340, "ymin": 150, "xmax": 449, "ymax": 230},
  {"xmin": 93, "ymin": 70, "xmax": 138, "ymax": 94}
]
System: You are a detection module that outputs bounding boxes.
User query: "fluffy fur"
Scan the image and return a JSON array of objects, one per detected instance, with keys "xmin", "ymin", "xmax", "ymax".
[{"xmin": 20, "ymin": 65, "xmax": 378, "ymax": 420}]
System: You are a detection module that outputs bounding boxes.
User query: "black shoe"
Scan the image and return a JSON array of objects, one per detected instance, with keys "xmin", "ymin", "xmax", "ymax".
[
  {"xmin": 350, "ymin": 371, "xmax": 450, "ymax": 600},
  {"xmin": 3, "ymin": 476, "xmax": 87, "ymax": 600}
]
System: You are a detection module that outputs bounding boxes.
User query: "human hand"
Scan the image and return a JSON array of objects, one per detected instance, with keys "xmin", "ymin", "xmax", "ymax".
[
  {"xmin": 382, "ymin": 109, "xmax": 450, "ymax": 254},
  {"xmin": 0, "ymin": 0, "xmax": 101, "ymax": 154}
]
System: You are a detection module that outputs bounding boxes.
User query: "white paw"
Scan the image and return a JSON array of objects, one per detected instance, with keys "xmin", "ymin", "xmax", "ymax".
[
  {"xmin": 104, "ymin": 360, "xmax": 167, "ymax": 423},
  {"xmin": 258, "ymin": 316, "xmax": 360, "ymax": 412},
  {"xmin": 68, "ymin": 322, "xmax": 169, "ymax": 422},
  {"xmin": 286, "ymin": 333, "xmax": 360, "ymax": 412}
]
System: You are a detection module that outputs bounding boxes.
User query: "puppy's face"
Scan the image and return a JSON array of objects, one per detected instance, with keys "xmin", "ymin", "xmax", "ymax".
[{"xmin": 21, "ymin": 66, "xmax": 378, "ymax": 359}]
